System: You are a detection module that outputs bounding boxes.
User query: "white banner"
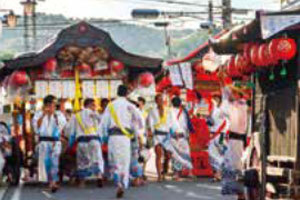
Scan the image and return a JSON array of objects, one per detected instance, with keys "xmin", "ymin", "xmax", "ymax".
[
  {"xmin": 260, "ymin": 14, "xmax": 300, "ymax": 39},
  {"xmin": 169, "ymin": 65, "xmax": 183, "ymax": 86},
  {"xmin": 49, "ymin": 81, "xmax": 62, "ymax": 98},
  {"xmin": 82, "ymin": 81, "xmax": 95, "ymax": 98},
  {"xmin": 96, "ymin": 80, "xmax": 108, "ymax": 98},
  {"xmin": 110, "ymin": 80, "xmax": 122, "ymax": 98},
  {"xmin": 35, "ymin": 81, "xmax": 48, "ymax": 99},
  {"xmin": 62, "ymin": 81, "xmax": 75, "ymax": 99},
  {"xmin": 180, "ymin": 62, "xmax": 193, "ymax": 90}
]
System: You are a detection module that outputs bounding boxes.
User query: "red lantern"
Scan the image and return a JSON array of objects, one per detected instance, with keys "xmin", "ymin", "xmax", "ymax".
[
  {"xmin": 11, "ymin": 71, "xmax": 28, "ymax": 86},
  {"xmin": 250, "ymin": 45, "xmax": 261, "ymax": 66},
  {"xmin": 44, "ymin": 58, "xmax": 57, "ymax": 72},
  {"xmin": 109, "ymin": 60, "xmax": 125, "ymax": 73},
  {"xmin": 243, "ymin": 43, "xmax": 252, "ymax": 62},
  {"xmin": 139, "ymin": 72, "xmax": 154, "ymax": 87},
  {"xmin": 227, "ymin": 56, "xmax": 241, "ymax": 77},
  {"xmin": 258, "ymin": 44, "xmax": 272, "ymax": 67},
  {"xmin": 270, "ymin": 38, "xmax": 297, "ymax": 61},
  {"xmin": 235, "ymin": 54, "xmax": 249, "ymax": 74},
  {"xmin": 78, "ymin": 63, "xmax": 91, "ymax": 72}
]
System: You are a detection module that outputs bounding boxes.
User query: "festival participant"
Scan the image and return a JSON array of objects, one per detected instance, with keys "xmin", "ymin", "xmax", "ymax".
[
  {"xmin": 128, "ymin": 100, "xmax": 145, "ymax": 187},
  {"xmin": 170, "ymin": 96, "xmax": 193, "ymax": 180},
  {"xmin": 67, "ymin": 98, "xmax": 104, "ymax": 188},
  {"xmin": 219, "ymin": 80, "xmax": 248, "ymax": 200},
  {"xmin": 99, "ymin": 85, "xmax": 144, "ymax": 198},
  {"xmin": 99, "ymin": 98, "xmax": 110, "ymax": 180},
  {"xmin": 147, "ymin": 94, "xmax": 177, "ymax": 182},
  {"xmin": 208, "ymin": 95, "xmax": 229, "ymax": 182},
  {"xmin": 32, "ymin": 95, "xmax": 67, "ymax": 192},
  {"xmin": 137, "ymin": 97, "xmax": 151, "ymax": 181}
]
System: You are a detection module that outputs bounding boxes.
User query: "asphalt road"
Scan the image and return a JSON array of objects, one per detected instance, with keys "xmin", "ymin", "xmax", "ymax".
[{"xmin": 2, "ymin": 179, "xmax": 236, "ymax": 200}]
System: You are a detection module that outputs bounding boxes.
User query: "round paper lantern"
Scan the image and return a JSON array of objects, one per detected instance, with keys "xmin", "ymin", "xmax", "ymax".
[
  {"xmin": 269, "ymin": 38, "xmax": 297, "ymax": 61},
  {"xmin": 258, "ymin": 44, "xmax": 272, "ymax": 67},
  {"xmin": 243, "ymin": 43, "xmax": 253, "ymax": 62},
  {"xmin": 139, "ymin": 72, "xmax": 154, "ymax": 87},
  {"xmin": 227, "ymin": 56, "xmax": 241, "ymax": 77},
  {"xmin": 109, "ymin": 60, "xmax": 125, "ymax": 73},
  {"xmin": 277, "ymin": 38, "xmax": 296, "ymax": 60},
  {"xmin": 250, "ymin": 45, "xmax": 261, "ymax": 66},
  {"xmin": 44, "ymin": 58, "xmax": 57, "ymax": 72},
  {"xmin": 78, "ymin": 63, "xmax": 91, "ymax": 72},
  {"xmin": 235, "ymin": 54, "xmax": 249, "ymax": 74},
  {"xmin": 268, "ymin": 39, "xmax": 280, "ymax": 62},
  {"xmin": 11, "ymin": 71, "xmax": 28, "ymax": 86}
]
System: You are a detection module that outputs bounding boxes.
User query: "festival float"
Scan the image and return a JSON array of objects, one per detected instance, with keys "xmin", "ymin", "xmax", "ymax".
[{"xmin": 0, "ymin": 21, "xmax": 163, "ymax": 164}]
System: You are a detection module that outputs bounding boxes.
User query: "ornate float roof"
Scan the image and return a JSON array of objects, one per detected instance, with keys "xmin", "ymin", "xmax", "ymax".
[{"xmin": 0, "ymin": 21, "xmax": 163, "ymax": 79}]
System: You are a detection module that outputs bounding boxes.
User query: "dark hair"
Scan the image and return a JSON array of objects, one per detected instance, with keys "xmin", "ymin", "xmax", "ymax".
[
  {"xmin": 84, "ymin": 98, "xmax": 95, "ymax": 108},
  {"xmin": 155, "ymin": 94, "xmax": 162, "ymax": 102},
  {"xmin": 43, "ymin": 95, "xmax": 56, "ymax": 106},
  {"xmin": 171, "ymin": 96, "xmax": 182, "ymax": 108},
  {"xmin": 117, "ymin": 85, "xmax": 128, "ymax": 97},
  {"xmin": 66, "ymin": 109, "xmax": 72, "ymax": 115},
  {"xmin": 101, "ymin": 98, "xmax": 109, "ymax": 106},
  {"xmin": 129, "ymin": 99, "xmax": 139, "ymax": 108},
  {"xmin": 138, "ymin": 97, "xmax": 146, "ymax": 105}
]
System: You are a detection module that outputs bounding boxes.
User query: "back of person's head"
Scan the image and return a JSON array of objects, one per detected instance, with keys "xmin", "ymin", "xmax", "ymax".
[
  {"xmin": 43, "ymin": 95, "xmax": 56, "ymax": 106},
  {"xmin": 138, "ymin": 97, "xmax": 146, "ymax": 105},
  {"xmin": 117, "ymin": 85, "xmax": 128, "ymax": 97},
  {"xmin": 66, "ymin": 109, "xmax": 72, "ymax": 115},
  {"xmin": 171, "ymin": 96, "xmax": 182, "ymax": 108},
  {"xmin": 84, "ymin": 98, "xmax": 94, "ymax": 108},
  {"xmin": 101, "ymin": 98, "xmax": 109, "ymax": 106}
]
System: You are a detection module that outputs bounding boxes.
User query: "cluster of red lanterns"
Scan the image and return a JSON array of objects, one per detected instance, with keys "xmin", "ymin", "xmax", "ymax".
[
  {"xmin": 226, "ymin": 37, "xmax": 297, "ymax": 78},
  {"xmin": 43, "ymin": 57, "xmax": 127, "ymax": 77}
]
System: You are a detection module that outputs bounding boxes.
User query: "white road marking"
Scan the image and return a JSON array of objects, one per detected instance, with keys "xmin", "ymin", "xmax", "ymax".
[
  {"xmin": 196, "ymin": 183, "xmax": 222, "ymax": 191},
  {"xmin": 10, "ymin": 184, "xmax": 23, "ymax": 200}
]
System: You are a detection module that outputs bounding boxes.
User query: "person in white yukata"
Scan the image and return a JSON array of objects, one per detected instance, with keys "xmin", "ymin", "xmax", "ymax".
[
  {"xmin": 170, "ymin": 96, "xmax": 193, "ymax": 179},
  {"xmin": 220, "ymin": 84, "xmax": 248, "ymax": 200},
  {"xmin": 67, "ymin": 98, "xmax": 104, "ymax": 188},
  {"xmin": 208, "ymin": 95, "xmax": 229, "ymax": 181},
  {"xmin": 32, "ymin": 95, "xmax": 67, "ymax": 192},
  {"xmin": 100, "ymin": 85, "xmax": 144, "ymax": 198},
  {"xmin": 147, "ymin": 94, "xmax": 177, "ymax": 182}
]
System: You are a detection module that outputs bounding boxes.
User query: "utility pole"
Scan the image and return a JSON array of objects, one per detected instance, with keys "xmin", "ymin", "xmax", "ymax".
[
  {"xmin": 208, "ymin": 0, "xmax": 213, "ymax": 25},
  {"xmin": 222, "ymin": 0, "xmax": 232, "ymax": 29},
  {"xmin": 21, "ymin": 0, "xmax": 37, "ymax": 52}
]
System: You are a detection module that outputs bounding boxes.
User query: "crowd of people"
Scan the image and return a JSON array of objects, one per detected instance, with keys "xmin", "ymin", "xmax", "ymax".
[
  {"xmin": 30, "ymin": 85, "xmax": 196, "ymax": 198},
  {"xmin": 0, "ymin": 80, "xmax": 250, "ymax": 200}
]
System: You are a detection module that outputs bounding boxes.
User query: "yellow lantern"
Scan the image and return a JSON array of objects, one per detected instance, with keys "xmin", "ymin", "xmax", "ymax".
[{"xmin": 21, "ymin": 0, "xmax": 37, "ymax": 17}]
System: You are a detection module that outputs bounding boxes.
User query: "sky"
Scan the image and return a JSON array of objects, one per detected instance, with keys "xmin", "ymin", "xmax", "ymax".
[{"xmin": 0, "ymin": 0, "xmax": 281, "ymax": 20}]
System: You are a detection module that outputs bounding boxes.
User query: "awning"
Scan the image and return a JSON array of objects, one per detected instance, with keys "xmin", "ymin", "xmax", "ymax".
[{"xmin": 212, "ymin": 9, "xmax": 300, "ymax": 55}]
